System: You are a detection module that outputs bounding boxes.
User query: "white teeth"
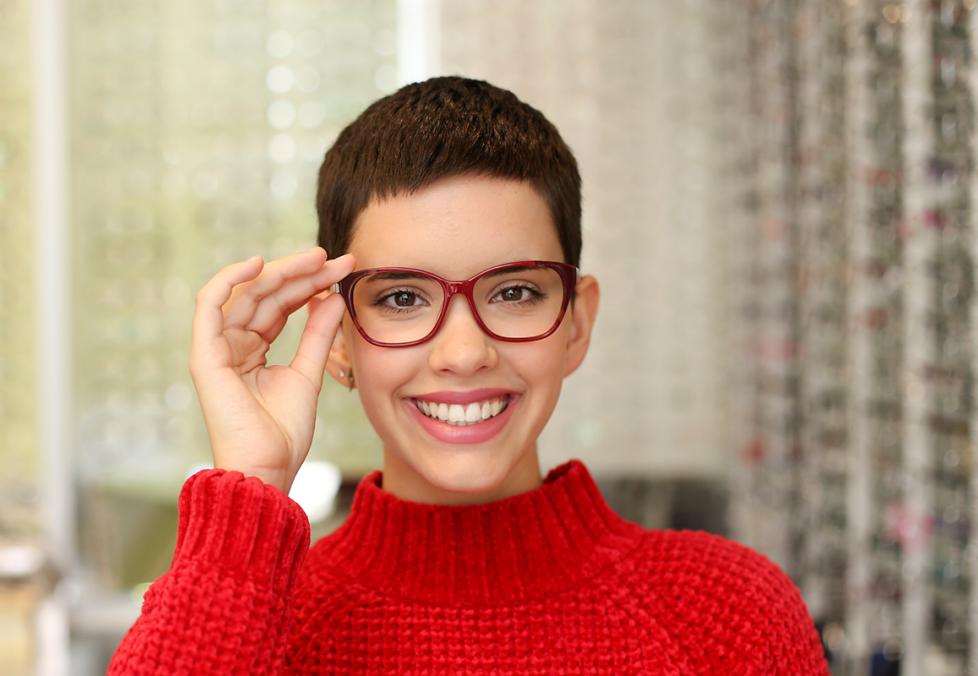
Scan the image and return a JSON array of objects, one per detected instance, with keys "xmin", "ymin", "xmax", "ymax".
[{"xmin": 414, "ymin": 395, "xmax": 511, "ymax": 425}]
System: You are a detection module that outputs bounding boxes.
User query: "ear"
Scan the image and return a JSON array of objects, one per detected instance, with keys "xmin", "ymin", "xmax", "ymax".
[
  {"xmin": 563, "ymin": 274, "xmax": 600, "ymax": 377},
  {"xmin": 319, "ymin": 306, "xmax": 355, "ymax": 387}
]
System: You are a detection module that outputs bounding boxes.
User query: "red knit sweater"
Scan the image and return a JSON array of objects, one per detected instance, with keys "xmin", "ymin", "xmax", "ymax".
[{"xmin": 108, "ymin": 459, "xmax": 828, "ymax": 674}]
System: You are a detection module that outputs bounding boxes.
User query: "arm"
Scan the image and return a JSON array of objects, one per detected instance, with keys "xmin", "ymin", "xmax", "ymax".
[
  {"xmin": 107, "ymin": 248, "xmax": 347, "ymax": 674},
  {"xmin": 107, "ymin": 468, "xmax": 310, "ymax": 675},
  {"xmin": 742, "ymin": 554, "xmax": 829, "ymax": 675},
  {"xmin": 711, "ymin": 537, "xmax": 829, "ymax": 675}
]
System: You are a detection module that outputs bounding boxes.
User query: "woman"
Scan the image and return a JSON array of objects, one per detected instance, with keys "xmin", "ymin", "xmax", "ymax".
[{"xmin": 108, "ymin": 76, "xmax": 828, "ymax": 674}]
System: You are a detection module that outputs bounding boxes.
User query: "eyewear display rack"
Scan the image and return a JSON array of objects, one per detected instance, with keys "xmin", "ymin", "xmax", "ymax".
[{"xmin": 729, "ymin": 1, "xmax": 976, "ymax": 675}]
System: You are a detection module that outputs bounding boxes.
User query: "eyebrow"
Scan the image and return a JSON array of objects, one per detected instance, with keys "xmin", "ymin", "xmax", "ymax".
[
  {"xmin": 363, "ymin": 272, "xmax": 432, "ymax": 282},
  {"xmin": 482, "ymin": 265, "xmax": 537, "ymax": 278},
  {"xmin": 365, "ymin": 265, "xmax": 540, "ymax": 282}
]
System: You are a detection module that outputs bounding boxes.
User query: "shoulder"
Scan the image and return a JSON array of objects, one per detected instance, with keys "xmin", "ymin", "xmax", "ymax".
[
  {"xmin": 633, "ymin": 529, "xmax": 828, "ymax": 674},
  {"xmin": 641, "ymin": 528, "xmax": 795, "ymax": 591},
  {"xmin": 637, "ymin": 528, "xmax": 809, "ymax": 618}
]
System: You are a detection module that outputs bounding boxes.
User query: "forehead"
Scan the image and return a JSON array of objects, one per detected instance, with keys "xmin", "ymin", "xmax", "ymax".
[{"xmin": 347, "ymin": 174, "xmax": 563, "ymax": 276}]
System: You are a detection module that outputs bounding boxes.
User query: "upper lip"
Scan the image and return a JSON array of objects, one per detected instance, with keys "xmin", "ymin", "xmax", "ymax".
[{"xmin": 411, "ymin": 388, "xmax": 516, "ymax": 405}]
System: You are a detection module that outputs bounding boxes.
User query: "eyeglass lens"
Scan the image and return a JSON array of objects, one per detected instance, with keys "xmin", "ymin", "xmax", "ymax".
[{"xmin": 351, "ymin": 266, "xmax": 565, "ymax": 344}]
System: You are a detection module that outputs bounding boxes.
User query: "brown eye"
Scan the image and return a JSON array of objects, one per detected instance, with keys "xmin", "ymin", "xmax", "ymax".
[
  {"xmin": 372, "ymin": 287, "xmax": 430, "ymax": 314},
  {"xmin": 394, "ymin": 291, "xmax": 415, "ymax": 307},
  {"xmin": 501, "ymin": 287, "xmax": 524, "ymax": 301},
  {"xmin": 492, "ymin": 285, "xmax": 541, "ymax": 304}
]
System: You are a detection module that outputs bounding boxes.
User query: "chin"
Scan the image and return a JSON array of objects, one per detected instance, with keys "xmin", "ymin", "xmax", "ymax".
[
  {"xmin": 379, "ymin": 397, "xmax": 540, "ymax": 503},
  {"xmin": 415, "ymin": 450, "xmax": 512, "ymax": 499}
]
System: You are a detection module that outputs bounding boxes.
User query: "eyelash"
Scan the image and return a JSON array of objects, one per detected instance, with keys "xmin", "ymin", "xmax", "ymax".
[
  {"xmin": 373, "ymin": 285, "xmax": 544, "ymax": 314},
  {"xmin": 494, "ymin": 285, "xmax": 544, "ymax": 305},
  {"xmin": 374, "ymin": 288, "xmax": 430, "ymax": 314}
]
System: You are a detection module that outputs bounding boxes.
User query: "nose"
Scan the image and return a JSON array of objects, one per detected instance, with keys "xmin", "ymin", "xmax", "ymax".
[{"xmin": 427, "ymin": 293, "xmax": 497, "ymax": 376}]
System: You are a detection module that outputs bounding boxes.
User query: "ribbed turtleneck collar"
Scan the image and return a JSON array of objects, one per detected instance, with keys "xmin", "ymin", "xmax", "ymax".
[{"xmin": 316, "ymin": 459, "xmax": 646, "ymax": 605}]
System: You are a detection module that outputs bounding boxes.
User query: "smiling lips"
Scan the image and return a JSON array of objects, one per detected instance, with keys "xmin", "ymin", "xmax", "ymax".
[
  {"xmin": 413, "ymin": 395, "xmax": 511, "ymax": 425},
  {"xmin": 404, "ymin": 389, "xmax": 520, "ymax": 444}
]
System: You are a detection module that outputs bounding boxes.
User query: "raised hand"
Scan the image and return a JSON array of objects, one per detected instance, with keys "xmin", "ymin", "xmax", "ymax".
[{"xmin": 188, "ymin": 246, "xmax": 355, "ymax": 494}]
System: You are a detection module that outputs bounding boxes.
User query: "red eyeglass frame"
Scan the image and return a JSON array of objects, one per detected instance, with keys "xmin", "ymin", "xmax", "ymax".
[{"xmin": 331, "ymin": 260, "xmax": 580, "ymax": 348}]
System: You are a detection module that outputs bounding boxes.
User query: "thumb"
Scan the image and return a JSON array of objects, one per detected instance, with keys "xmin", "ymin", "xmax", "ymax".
[{"xmin": 289, "ymin": 293, "xmax": 347, "ymax": 390}]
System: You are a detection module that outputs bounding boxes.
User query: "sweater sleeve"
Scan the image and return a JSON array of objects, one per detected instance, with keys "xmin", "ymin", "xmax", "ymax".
[
  {"xmin": 107, "ymin": 468, "xmax": 311, "ymax": 675},
  {"xmin": 736, "ymin": 546, "xmax": 829, "ymax": 675}
]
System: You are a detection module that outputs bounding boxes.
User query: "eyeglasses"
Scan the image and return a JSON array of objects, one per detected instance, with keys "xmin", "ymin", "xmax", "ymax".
[{"xmin": 332, "ymin": 260, "xmax": 580, "ymax": 347}]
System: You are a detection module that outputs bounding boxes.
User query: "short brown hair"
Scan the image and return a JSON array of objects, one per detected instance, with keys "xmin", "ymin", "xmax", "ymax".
[{"xmin": 315, "ymin": 75, "xmax": 582, "ymax": 268}]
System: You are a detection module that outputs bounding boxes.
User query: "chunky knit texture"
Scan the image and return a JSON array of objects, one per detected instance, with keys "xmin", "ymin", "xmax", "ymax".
[{"xmin": 108, "ymin": 459, "xmax": 828, "ymax": 674}]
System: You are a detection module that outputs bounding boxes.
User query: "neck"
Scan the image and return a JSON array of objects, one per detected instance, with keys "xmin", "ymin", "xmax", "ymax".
[{"xmin": 380, "ymin": 447, "xmax": 544, "ymax": 505}]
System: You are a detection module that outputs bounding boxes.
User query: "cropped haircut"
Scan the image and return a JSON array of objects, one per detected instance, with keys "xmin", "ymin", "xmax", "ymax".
[{"xmin": 315, "ymin": 75, "xmax": 582, "ymax": 270}]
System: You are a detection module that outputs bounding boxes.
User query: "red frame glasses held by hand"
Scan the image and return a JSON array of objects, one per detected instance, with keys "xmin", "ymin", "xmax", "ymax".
[{"xmin": 331, "ymin": 260, "xmax": 580, "ymax": 348}]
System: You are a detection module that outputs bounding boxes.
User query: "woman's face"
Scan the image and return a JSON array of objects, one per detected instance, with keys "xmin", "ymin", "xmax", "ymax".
[{"xmin": 327, "ymin": 173, "xmax": 599, "ymax": 505}]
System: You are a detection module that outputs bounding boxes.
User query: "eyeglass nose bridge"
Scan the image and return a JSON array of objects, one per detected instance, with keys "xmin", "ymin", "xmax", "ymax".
[{"xmin": 435, "ymin": 277, "xmax": 493, "ymax": 336}]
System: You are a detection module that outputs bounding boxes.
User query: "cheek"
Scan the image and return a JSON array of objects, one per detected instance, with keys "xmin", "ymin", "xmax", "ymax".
[
  {"xmin": 502, "ymin": 338, "xmax": 566, "ymax": 392},
  {"xmin": 351, "ymin": 344, "xmax": 408, "ymax": 436},
  {"xmin": 352, "ymin": 342, "xmax": 408, "ymax": 393},
  {"xmin": 348, "ymin": 333, "xmax": 430, "ymax": 423}
]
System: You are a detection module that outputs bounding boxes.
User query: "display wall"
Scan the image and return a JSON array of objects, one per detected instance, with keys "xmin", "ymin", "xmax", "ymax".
[{"xmin": 729, "ymin": 1, "xmax": 977, "ymax": 674}]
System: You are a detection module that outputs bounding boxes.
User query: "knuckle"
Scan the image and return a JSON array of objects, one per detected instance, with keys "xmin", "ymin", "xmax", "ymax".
[
  {"xmin": 274, "ymin": 293, "xmax": 290, "ymax": 314},
  {"xmin": 243, "ymin": 285, "xmax": 263, "ymax": 305}
]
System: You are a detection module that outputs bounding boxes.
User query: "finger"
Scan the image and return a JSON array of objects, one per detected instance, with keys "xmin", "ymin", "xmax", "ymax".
[
  {"xmin": 246, "ymin": 253, "xmax": 355, "ymax": 344},
  {"xmin": 246, "ymin": 253, "xmax": 355, "ymax": 338},
  {"xmin": 191, "ymin": 255, "xmax": 264, "ymax": 368},
  {"xmin": 223, "ymin": 246, "xmax": 329, "ymax": 328},
  {"xmin": 289, "ymin": 292, "xmax": 348, "ymax": 391}
]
